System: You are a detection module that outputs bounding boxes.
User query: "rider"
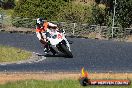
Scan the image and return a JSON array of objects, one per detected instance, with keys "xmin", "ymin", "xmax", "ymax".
[{"xmin": 36, "ymin": 17, "xmax": 58, "ymax": 53}]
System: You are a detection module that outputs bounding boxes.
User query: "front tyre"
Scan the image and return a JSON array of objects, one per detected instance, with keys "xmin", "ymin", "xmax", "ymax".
[
  {"xmin": 50, "ymin": 47, "xmax": 57, "ymax": 55},
  {"xmin": 60, "ymin": 44, "xmax": 73, "ymax": 58}
]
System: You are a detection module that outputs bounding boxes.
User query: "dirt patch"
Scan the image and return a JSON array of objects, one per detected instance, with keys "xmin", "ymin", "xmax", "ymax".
[
  {"xmin": 0, "ymin": 72, "xmax": 132, "ymax": 84},
  {"xmin": 0, "ymin": 72, "xmax": 79, "ymax": 84},
  {"xmin": 125, "ymin": 35, "xmax": 132, "ymax": 42},
  {"xmin": 0, "ymin": 27, "xmax": 35, "ymax": 34}
]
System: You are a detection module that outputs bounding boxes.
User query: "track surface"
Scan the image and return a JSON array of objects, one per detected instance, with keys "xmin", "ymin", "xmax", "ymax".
[{"xmin": 0, "ymin": 32, "xmax": 132, "ymax": 72}]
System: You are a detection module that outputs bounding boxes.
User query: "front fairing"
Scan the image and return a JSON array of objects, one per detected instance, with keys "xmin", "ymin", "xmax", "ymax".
[{"xmin": 46, "ymin": 29, "xmax": 65, "ymax": 46}]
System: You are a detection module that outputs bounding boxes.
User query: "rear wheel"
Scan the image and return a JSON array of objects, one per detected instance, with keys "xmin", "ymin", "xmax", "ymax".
[{"xmin": 60, "ymin": 44, "xmax": 73, "ymax": 58}]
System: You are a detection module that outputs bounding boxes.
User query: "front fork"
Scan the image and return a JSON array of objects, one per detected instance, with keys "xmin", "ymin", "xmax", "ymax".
[{"xmin": 63, "ymin": 38, "xmax": 71, "ymax": 51}]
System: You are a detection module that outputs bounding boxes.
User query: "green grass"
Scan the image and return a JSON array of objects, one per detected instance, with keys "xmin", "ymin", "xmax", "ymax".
[
  {"xmin": 0, "ymin": 45, "xmax": 32, "ymax": 62},
  {"xmin": 0, "ymin": 79, "xmax": 131, "ymax": 88},
  {"xmin": 0, "ymin": 8, "xmax": 14, "ymax": 16}
]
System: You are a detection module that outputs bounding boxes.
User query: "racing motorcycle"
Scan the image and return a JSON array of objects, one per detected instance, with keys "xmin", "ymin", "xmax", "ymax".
[{"xmin": 44, "ymin": 28, "xmax": 73, "ymax": 58}]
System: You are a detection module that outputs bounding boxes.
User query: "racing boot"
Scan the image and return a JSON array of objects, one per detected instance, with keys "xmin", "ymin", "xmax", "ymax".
[{"xmin": 43, "ymin": 43, "xmax": 50, "ymax": 54}]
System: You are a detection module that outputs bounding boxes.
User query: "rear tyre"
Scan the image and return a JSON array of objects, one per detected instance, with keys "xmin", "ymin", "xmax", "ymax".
[{"xmin": 60, "ymin": 44, "xmax": 73, "ymax": 58}]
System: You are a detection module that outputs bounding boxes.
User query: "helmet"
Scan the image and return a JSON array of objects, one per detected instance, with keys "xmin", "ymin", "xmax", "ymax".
[{"xmin": 36, "ymin": 18, "xmax": 43, "ymax": 28}]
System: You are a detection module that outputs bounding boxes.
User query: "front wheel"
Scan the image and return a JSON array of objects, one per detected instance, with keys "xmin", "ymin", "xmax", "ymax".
[
  {"xmin": 60, "ymin": 44, "xmax": 73, "ymax": 58},
  {"xmin": 50, "ymin": 47, "xmax": 57, "ymax": 55}
]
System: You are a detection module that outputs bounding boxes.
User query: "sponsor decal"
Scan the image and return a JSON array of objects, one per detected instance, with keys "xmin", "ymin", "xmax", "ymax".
[{"xmin": 90, "ymin": 80, "xmax": 130, "ymax": 85}]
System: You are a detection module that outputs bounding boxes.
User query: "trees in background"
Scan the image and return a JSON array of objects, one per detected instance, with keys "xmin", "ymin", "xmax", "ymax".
[
  {"xmin": 0, "ymin": 0, "xmax": 15, "ymax": 9},
  {"xmin": 13, "ymin": 0, "xmax": 67, "ymax": 20},
  {"xmin": 115, "ymin": 0, "xmax": 132, "ymax": 28},
  {"xmin": 13, "ymin": 0, "xmax": 94, "ymax": 24},
  {"xmin": 57, "ymin": 3, "xmax": 93, "ymax": 23},
  {"xmin": 94, "ymin": 0, "xmax": 132, "ymax": 28},
  {"xmin": 6, "ymin": 0, "xmax": 131, "ymax": 28}
]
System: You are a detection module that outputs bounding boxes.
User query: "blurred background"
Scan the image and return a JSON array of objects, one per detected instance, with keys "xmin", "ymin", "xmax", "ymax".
[{"xmin": 0, "ymin": 0, "xmax": 132, "ymax": 40}]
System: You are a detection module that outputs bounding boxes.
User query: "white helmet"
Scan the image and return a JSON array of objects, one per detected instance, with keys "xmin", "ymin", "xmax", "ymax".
[
  {"xmin": 36, "ymin": 18, "xmax": 43, "ymax": 24},
  {"xmin": 36, "ymin": 18, "xmax": 43, "ymax": 28}
]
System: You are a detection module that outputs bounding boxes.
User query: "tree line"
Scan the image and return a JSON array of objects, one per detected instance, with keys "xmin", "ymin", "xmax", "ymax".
[{"xmin": 0, "ymin": 0, "xmax": 132, "ymax": 28}]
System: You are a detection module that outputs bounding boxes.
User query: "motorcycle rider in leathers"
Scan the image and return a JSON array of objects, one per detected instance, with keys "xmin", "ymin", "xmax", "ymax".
[{"xmin": 36, "ymin": 17, "xmax": 58, "ymax": 53}]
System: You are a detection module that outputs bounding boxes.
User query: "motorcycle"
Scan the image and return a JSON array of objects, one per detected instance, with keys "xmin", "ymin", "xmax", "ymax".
[{"xmin": 44, "ymin": 28, "xmax": 73, "ymax": 58}]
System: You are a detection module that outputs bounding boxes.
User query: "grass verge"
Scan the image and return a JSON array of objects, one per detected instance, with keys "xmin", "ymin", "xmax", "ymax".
[
  {"xmin": 0, "ymin": 45, "xmax": 32, "ymax": 62},
  {"xmin": 0, "ymin": 79, "xmax": 131, "ymax": 88},
  {"xmin": 0, "ymin": 72, "xmax": 132, "ymax": 86}
]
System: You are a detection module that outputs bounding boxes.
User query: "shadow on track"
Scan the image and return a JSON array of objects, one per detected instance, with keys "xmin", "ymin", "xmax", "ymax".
[
  {"xmin": 37, "ymin": 53, "xmax": 65, "ymax": 57},
  {"xmin": 45, "ymin": 54, "xmax": 66, "ymax": 57},
  {"xmin": 37, "ymin": 53, "xmax": 73, "ymax": 58}
]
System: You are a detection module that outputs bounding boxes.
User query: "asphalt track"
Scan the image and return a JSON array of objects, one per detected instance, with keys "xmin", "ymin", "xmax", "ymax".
[{"xmin": 0, "ymin": 32, "xmax": 132, "ymax": 72}]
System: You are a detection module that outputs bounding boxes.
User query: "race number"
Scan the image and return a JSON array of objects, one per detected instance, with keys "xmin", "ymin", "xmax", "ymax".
[{"xmin": 58, "ymin": 34, "xmax": 62, "ymax": 39}]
